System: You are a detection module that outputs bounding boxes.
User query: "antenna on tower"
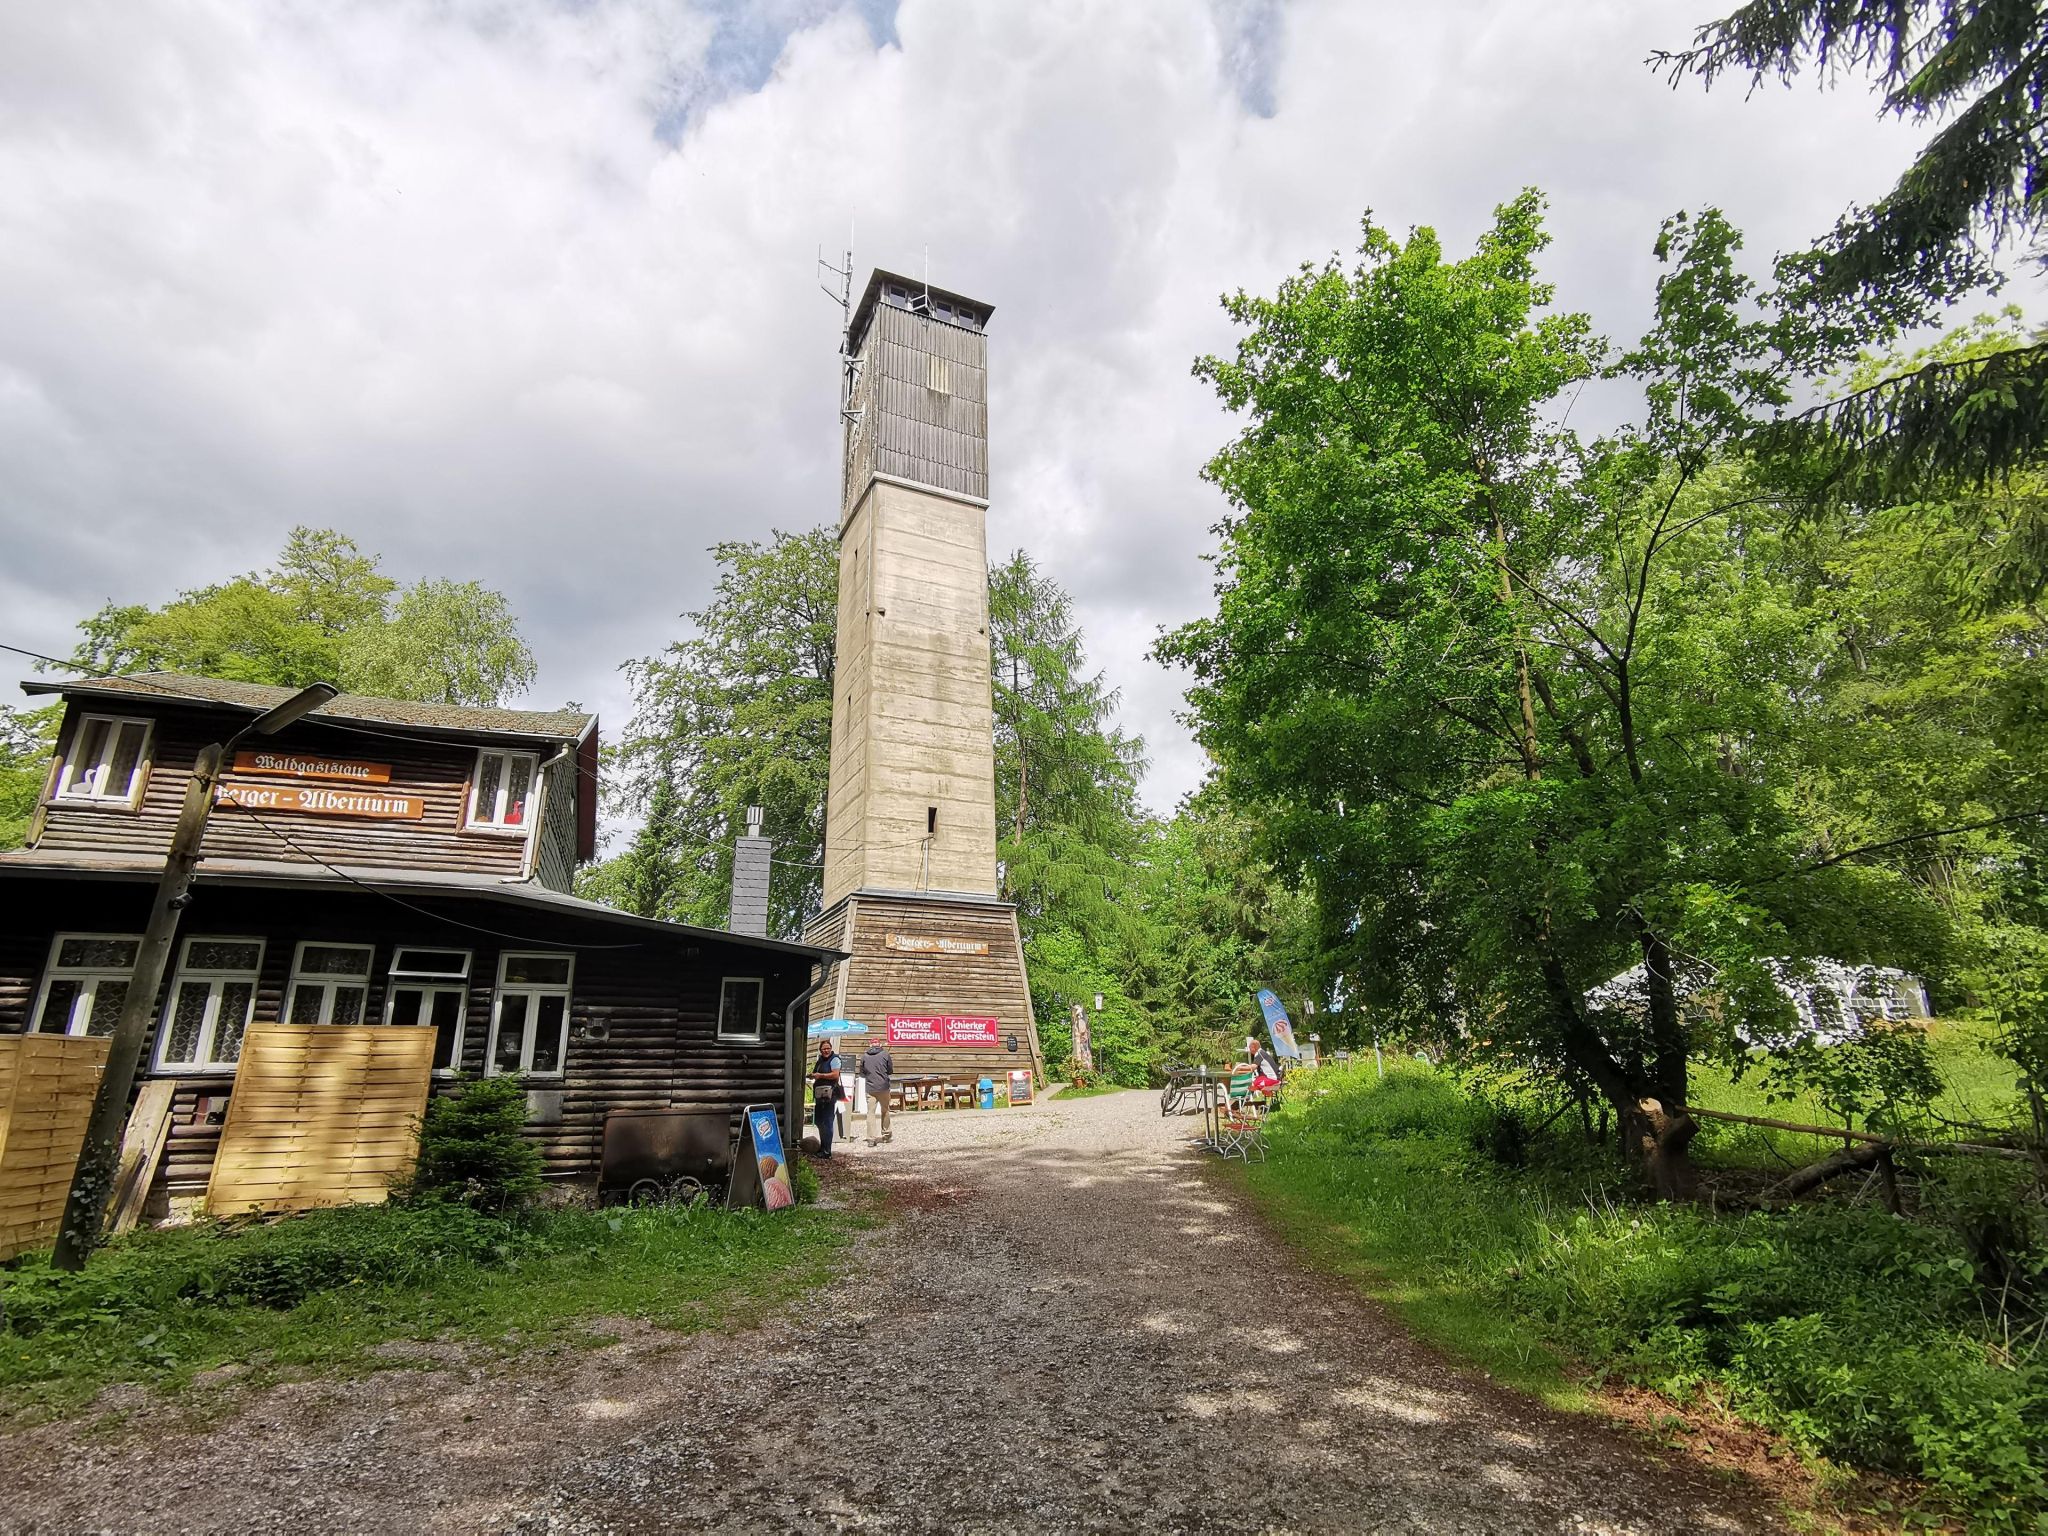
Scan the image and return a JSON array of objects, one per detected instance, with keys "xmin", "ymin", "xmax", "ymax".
[{"xmin": 817, "ymin": 242, "xmax": 861, "ymax": 431}]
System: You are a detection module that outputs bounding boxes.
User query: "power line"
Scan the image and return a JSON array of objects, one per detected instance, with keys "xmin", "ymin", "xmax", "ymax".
[{"xmin": 215, "ymin": 800, "xmax": 643, "ymax": 950}]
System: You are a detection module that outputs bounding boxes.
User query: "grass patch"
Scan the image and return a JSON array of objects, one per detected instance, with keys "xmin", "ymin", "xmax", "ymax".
[
  {"xmin": 1050, "ymin": 1081, "xmax": 1130, "ymax": 1100},
  {"xmin": 0, "ymin": 1196, "xmax": 851, "ymax": 1423},
  {"xmin": 1688, "ymin": 1016, "xmax": 2025, "ymax": 1170},
  {"xmin": 1245, "ymin": 1062, "xmax": 2047, "ymax": 1534}
]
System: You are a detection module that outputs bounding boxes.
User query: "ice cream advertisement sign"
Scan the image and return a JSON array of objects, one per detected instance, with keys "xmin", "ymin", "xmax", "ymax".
[
  {"xmin": 728, "ymin": 1104, "xmax": 795, "ymax": 1212},
  {"xmin": 1255, "ymin": 988, "xmax": 1302, "ymax": 1059}
]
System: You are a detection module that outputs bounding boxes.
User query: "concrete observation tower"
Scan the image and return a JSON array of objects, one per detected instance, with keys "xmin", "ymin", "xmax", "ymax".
[{"xmin": 803, "ymin": 270, "xmax": 1044, "ymax": 1084}]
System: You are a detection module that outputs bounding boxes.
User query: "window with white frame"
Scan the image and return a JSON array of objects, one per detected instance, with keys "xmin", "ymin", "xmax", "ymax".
[
  {"xmin": 467, "ymin": 749, "xmax": 537, "ymax": 831},
  {"xmin": 717, "ymin": 977, "xmax": 764, "ymax": 1043},
  {"xmin": 284, "ymin": 942, "xmax": 374, "ymax": 1026},
  {"xmin": 32, "ymin": 933, "xmax": 141, "ymax": 1037},
  {"xmin": 55, "ymin": 715, "xmax": 151, "ymax": 805},
  {"xmin": 156, "ymin": 937, "xmax": 264, "ymax": 1071},
  {"xmin": 386, "ymin": 948, "xmax": 472, "ymax": 1073},
  {"xmin": 486, "ymin": 952, "xmax": 572, "ymax": 1077}
]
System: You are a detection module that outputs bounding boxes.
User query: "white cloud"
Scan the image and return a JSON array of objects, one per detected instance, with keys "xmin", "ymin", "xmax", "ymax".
[{"xmin": 0, "ymin": 0, "xmax": 2019, "ymax": 816}]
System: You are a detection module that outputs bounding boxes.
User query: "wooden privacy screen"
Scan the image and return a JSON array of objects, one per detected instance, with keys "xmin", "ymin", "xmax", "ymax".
[
  {"xmin": 0, "ymin": 1034, "xmax": 110, "ymax": 1261},
  {"xmin": 207, "ymin": 1025, "xmax": 435, "ymax": 1216}
]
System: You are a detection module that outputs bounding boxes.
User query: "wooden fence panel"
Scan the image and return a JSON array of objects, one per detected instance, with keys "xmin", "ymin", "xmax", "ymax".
[
  {"xmin": 0, "ymin": 1034, "xmax": 111, "ymax": 1261},
  {"xmin": 206, "ymin": 1025, "xmax": 434, "ymax": 1216}
]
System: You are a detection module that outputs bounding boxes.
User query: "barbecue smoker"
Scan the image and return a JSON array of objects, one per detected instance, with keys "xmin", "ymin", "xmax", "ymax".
[{"xmin": 599, "ymin": 1107, "xmax": 734, "ymax": 1203}]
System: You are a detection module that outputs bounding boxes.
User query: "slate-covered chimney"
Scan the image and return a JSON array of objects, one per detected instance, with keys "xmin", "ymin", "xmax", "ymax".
[{"xmin": 730, "ymin": 805, "xmax": 771, "ymax": 938}]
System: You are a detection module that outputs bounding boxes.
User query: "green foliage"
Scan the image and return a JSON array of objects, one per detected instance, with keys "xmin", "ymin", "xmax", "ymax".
[
  {"xmin": 0, "ymin": 705, "xmax": 58, "ymax": 851},
  {"xmin": 1254, "ymin": 1063, "xmax": 2048, "ymax": 1530},
  {"xmin": 1157, "ymin": 194, "xmax": 1959, "ymax": 1183},
  {"xmin": 599, "ymin": 527, "xmax": 838, "ymax": 936},
  {"xmin": 0, "ymin": 1197, "xmax": 848, "ymax": 1421},
  {"xmin": 1661, "ymin": 0, "xmax": 2048, "ymax": 506},
  {"xmin": 66, "ymin": 527, "xmax": 537, "ymax": 706},
  {"xmin": 404, "ymin": 1076, "xmax": 545, "ymax": 1212}
]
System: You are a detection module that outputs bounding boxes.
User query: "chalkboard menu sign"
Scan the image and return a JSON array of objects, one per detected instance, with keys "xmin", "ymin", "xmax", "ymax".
[{"xmin": 1007, "ymin": 1069, "xmax": 1033, "ymax": 1106}]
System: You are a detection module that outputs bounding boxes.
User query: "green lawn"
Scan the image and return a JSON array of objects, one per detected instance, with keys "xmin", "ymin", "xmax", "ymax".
[
  {"xmin": 1687, "ymin": 1015, "xmax": 2024, "ymax": 1170},
  {"xmin": 1050, "ymin": 1081, "xmax": 1131, "ymax": 1100},
  {"xmin": 0, "ymin": 1197, "xmax": 851, "ymax": 1423}
]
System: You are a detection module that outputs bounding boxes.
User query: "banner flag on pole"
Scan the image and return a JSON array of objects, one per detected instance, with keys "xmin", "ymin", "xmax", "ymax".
[{"xmin": 1255, "ymin": 988, "xmax": 1302, "ymax": 1059}]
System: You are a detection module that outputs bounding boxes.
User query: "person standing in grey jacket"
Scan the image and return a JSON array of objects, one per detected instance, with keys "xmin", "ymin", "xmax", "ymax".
[{"xmin": 859, "ymin": 1042, "xmax": 894, "ymax": 1144}]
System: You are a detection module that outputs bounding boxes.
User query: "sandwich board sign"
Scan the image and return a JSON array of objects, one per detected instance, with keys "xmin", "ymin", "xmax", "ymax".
[
  {"xmin": 1255, "ymin": 989, "xmax": 1302, "ymax": 1059},
  {"xmin": 728, "ymin": 1103, "xmax": 796, "ymax": 1212},
  {"xmin": 1007, "ymin": 1069, "xmax": 1033, "ymax": 1106}
]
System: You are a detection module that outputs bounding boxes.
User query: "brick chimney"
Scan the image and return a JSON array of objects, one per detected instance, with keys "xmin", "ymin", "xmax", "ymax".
[{"xmin": 730, "ymin": 805, "xmax": 771, "ymax": 938}]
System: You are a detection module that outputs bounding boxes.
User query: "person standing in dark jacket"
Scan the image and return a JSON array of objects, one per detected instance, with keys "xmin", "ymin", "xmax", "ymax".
[
  {"xmin": 811, "ymin": 1041, "xmax": 844, "ymax": 1158},
  {"xmin": 859, "ymin": 1041, "xmax": 894, "ymax": 1144}
]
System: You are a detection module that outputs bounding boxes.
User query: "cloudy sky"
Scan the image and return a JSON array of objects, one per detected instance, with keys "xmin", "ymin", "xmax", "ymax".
[{"xmin": 0, "ymin": 0, "xmax": 1998, "ymax": 816}]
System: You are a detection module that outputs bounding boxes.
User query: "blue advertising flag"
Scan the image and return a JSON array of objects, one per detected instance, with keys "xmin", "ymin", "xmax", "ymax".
[{"xmin": 1255, "ymin": 988, "xmax": 1302, "ymax": 1058}]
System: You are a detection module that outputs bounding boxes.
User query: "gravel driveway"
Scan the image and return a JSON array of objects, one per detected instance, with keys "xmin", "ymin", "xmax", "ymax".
[{"xmin": 5, "ymin": 1089, "xmax": 1776, "ymax": 1534}]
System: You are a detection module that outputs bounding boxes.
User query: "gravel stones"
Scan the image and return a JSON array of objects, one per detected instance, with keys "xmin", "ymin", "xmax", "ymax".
[{"xmin": 1, "ymin": 1091, "xmax": 1773, "ymax": 1534}]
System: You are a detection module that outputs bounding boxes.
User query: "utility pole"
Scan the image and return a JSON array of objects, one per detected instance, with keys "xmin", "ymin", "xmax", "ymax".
[{"xmin": 52, "ymin": 682, "xmax": 339, "ymax": 1270}]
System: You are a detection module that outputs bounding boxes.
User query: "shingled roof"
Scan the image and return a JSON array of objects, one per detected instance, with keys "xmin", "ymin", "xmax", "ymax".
[{"xmin": 21, "ymin": 672, "xmax": 593, "ymax": 743}]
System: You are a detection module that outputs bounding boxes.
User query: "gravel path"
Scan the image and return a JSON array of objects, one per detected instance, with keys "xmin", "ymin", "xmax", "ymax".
[{"xmin": 4, "ymin": 1089, "xmax": 1777, "ymax": 1534}]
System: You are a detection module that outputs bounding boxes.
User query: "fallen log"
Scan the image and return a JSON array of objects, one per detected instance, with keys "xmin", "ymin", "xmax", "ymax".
[
  {"xmin": 1679, "ymin": 1104, "xmax": 2031, "ymax": 1162},
  {"xmin": 1764, "ymin": 1140, "xmax": 1886, "ymax": 1200}
]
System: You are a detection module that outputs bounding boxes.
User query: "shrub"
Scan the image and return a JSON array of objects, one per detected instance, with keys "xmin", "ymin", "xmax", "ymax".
[
  {"xmin": 404, "ymin": 1075, "xmax": 544, "ymax": 1211},
  {"xmin": 1256, "ymin": 1062, "xmax": 2048, "ymax": 1532}
]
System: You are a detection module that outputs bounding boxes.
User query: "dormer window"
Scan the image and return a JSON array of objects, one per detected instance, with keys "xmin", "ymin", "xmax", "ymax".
[
  {"xmin": 468, "ymin": 748, "xmax": 536, "ymax": 831},
  {"xmin": 55, "ymin": 714, "xmax": 151, "ymax": 805}
]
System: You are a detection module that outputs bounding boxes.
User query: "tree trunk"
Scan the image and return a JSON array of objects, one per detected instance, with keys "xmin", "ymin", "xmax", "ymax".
[{"xmin": 1630, "ymin": 1097, "xmax": 1699, "ymax": 1201}]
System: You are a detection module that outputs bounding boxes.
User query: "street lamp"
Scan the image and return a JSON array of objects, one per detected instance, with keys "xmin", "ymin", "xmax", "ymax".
[{"xmin": 52, "ymin": 681, "xmax": 340, "ymax": 1270}]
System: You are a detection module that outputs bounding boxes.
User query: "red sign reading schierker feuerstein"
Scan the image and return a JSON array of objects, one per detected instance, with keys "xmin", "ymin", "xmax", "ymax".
[{"xmin": 886, "ymin": 1015, "xmax": 999, "ymax": 1046}]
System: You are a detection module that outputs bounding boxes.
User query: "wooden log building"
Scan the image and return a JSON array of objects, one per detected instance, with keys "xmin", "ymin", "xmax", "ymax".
[{"xmin": 0, "ymin": 671, "xmax": 843, "ymax": 1218}]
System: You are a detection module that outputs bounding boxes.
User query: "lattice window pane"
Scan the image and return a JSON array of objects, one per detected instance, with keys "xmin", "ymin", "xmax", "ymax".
[
  {"xmin": 213, "ymin": 983, "xmax": 254, "ymax": 1063},
  {"xmin": 86, "ymin": 979, "xmax": 128, "ymax": 1037},
  {"xmin": 164, "ymin": 983, "xmax": 210, "ymax": 1064},
  {"xmin": 58, "ymin": 936, "xmax": 138, "ymax": 969},
  {"xmin": 331, "ymin": 986, "xmax": 367, "ymax": 1027},
  {"xmin": 288, "ymin": 985, "xmax": 327, "ymax": 1025},
  {"xmin": 502, "ymin": 756, "xmax": 533, "ymax": 826},
  {"xmin": 300, "ymin": 945, "xmax": 370, "ymax": 977},
  {"xmin": 187, "ymin": 940, "xmax": 260, "ymax": 973},
  {"xmin": 474, "ymin": 754, "xmax": 503, "ymax": 822}
]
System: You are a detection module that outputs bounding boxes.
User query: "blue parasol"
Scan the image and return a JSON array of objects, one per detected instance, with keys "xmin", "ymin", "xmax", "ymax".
[{"xmin": 807, "ymin": 1018, "xmax": 869, "ymax": 1037}]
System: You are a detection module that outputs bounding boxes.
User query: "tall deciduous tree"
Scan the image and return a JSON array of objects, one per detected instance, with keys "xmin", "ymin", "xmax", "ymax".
[
  {"xmin": 67, "ymin": 527, "xmax": 537, "ymax": 706},
  {"xmin": 1159, "ymin": 195, "xmax": 1947, "ymax": 1194}
]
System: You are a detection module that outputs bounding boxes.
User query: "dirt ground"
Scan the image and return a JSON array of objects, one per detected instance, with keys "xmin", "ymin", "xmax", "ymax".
[{"xmin": 3, "ymin": 1089, "xmax": 1783, "ymax": 1534}]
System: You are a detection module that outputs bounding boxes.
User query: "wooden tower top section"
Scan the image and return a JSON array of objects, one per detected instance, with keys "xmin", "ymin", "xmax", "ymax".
[{"xmin": 841, "ymin": 270, "xmax": 993, "ymax": 517}]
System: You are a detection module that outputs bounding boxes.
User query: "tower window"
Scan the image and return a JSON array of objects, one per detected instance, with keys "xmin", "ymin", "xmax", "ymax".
[{"xmin": 927, "ymin": 806, "xmax": 938, "ymax": 835}]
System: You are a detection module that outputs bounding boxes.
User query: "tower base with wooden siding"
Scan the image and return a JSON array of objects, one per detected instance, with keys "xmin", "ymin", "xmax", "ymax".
[{"xmin": 805, "ymin": 890, "xmax": 1042, "ymax": 1085}]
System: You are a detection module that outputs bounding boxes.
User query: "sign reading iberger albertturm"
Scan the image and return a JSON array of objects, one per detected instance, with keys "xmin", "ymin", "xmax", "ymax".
[
  {"xmin": 216, "ymin": 782, "xmax": 424, "ymax": 820},
  {"xmin": 232, "ymin": 749, "xmax": 392, "ymax": 784},
  {"xmin": 886, "ymin": 1015, "xmax": 1000, "ymax": 1047}
]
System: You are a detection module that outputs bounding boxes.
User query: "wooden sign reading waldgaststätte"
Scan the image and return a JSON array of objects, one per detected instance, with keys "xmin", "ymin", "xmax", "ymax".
[
  {"xmin": 883, "ymin": 933, "xmax": 990, "ymax": 956},
  {"xmin": 232, "ymin": 749, "xmax": 392, "ymax": 784},
  {"xmin": 216, "ymin": 782, "xmax": 424, "ymax": 820}
]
